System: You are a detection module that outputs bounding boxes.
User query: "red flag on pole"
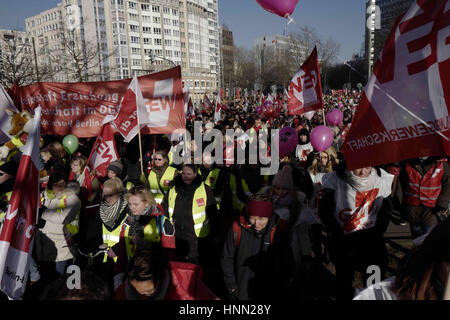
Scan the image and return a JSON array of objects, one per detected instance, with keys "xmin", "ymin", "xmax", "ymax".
[
  {"xmin": 87, "ymin": 123, "xmax": 119, "ymax": 178},
  {"xmin": 287, "ymin": 46, "xmax": 324, "ymax": 115},
  {"xmin": 342, "ymin": 0, "xmax": 450, "ymax": 170},
  {"xmin": 0, "ymin": 106, "xmax": 41, "ymax": 300},
  {"xmin": 236, "ymin": 88, "xmax": 241, "ymax": 101},
  {"xmin": 203, "ymin": 94, "xmax": 213, "ymax": 112},
  {"xmin": 110, "ymin": 75, "xmax": 151, "ymax": 143}
]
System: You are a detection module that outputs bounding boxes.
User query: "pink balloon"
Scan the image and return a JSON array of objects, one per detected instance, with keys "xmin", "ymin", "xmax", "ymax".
[
  {"xmin": 265, "ymin": 105, "xmax": 275, "ymax": 118},
  {"xmin": 256, "ymin": 0, "xmax": 299, "ymax": 18},
  {"xmin": 279, "ymin": 127, "xmax": 298, "ymax": 158},
  {"xmin": 304, "ymin": 111, "xmax": 315, "ymax": 120},
  {"xmin": 256, "ymin": 106, "xmax": 263, "ymax": 113},
  {"xmin": 326, "ymin": 108, "xmax": 344, "ymax": 126},
  {"xmin": 310, "ymin": 126, "xmax": 334, "ymax": 152}
]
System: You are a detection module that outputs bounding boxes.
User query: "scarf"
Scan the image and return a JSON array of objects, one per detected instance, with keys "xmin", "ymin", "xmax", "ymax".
[
  {"xmin": 128, "ymin": 206, "xmax": 155, "ymax": 246},
  {"xmin": 99, "ymin": 192, "xmax": 128, "ymax": 230},
  {"xmin": 345, "ymin": 169, "xmax": 377, "ymax": 192}
]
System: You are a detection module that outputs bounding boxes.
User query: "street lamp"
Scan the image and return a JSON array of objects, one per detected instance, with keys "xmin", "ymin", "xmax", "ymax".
[{"xmin": 146, "ymin": 49, "xmax": 176, "ymax": 66}]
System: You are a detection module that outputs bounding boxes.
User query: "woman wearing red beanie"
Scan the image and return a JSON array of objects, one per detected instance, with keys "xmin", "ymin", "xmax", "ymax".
[{"xmin": 221, "ymin": 194, "xmax": 295, "ymax": 300}]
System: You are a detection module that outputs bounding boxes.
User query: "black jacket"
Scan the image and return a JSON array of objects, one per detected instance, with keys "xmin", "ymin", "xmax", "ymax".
[
  {"xmin": 221, "ymin": 214, "xmax": 295, "ymax": 300},
  {"xmin": 162, "ymin": 175, "xmax": 217, "ymax": 261}
]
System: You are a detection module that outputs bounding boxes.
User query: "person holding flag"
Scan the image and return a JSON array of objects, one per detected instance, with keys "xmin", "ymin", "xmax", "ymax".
[{"xmin": 0, "ymin": 107, "xmax": 45, "ymax": 300}]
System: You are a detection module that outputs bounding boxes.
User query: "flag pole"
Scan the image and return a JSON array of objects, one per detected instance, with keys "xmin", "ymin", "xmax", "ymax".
[{"xmin": 134, "ymin": 75, "xmax": 144, "ymax": 176}]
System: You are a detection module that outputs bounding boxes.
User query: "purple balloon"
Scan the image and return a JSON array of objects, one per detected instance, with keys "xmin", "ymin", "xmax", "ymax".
[
  {"xmin": 310, "ymin": 126, "xmax": 334, "ymax": 152},
  {"xmin": 256, "ymin": 0, "xmax": 299, "ymax": 18},
  {"xmin": 279, "ymin": 127, "xmax": 298, "ymax": 158},
  {"xmin": 326, "ymin": 108, "xmax": 344, "ymax": 126},
  {"xmin": 256, "ymin": 106, "xmax": 263, "ymax": 113},
  {"xmin": 263, "ymin": 100, "xmax": 272, "ymax": 109}
]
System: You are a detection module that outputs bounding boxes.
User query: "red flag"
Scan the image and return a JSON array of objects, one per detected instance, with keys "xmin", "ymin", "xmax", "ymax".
[
  {"xmin": 220, "ymin": 88, "xmax": 225, "ymax": 100},
  {"xmin": 87, "ymin": 123, "xmax": 119, "ymax": 178},
  {"xmin": 342, "ymin": 0, "xmax": 450, "ymax": 170},
  {"xmin": 287, "ymin": 47, "xmax": 324, "ymax": 115},
  {"xmin": 0, "ymin": 107, "xmax": 41, "ymax": 300},
  {"xmin": 110, "ymin": 75, "xmax": 151, "ymax": 143},
  {"xmin": 203, "ymin": 94, "xmax": 213, "ymax": 112},
  {"xmin": 214, "ymin": 93, "xmax": 222, "ymax": 124},
  {"xmin": 236, "ymin": 88, "xmax": 241, "ymax": 101}
]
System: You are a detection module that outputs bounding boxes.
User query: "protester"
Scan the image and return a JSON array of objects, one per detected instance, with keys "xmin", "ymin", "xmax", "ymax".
[
  {"xmin": 35, "ymin": 170, "xmax": 81, "ymax": 282},
  {"xmin": 147, "ymin": 150, "xmax": 178, "ymax": 205},
  {"xmin": 221, "ymin": 194, "xmax": 295, "ymax": 300},
  {"xmin": 317, "ymin": 164, "xmax": 394, "ymax": 300},
  {"xmin": 115, "ymin": 244, "xmax": 218, "ymax": 300},
  {"xmin": 112, "ymin": 185, "xmax": 175, "ymax": 289},
  {"xmin": 162, "ymin": 163, "xmax": 218, "ymax": 265},
  {"xmin": 395, "ymin": 156, "xmax": 450, "ymax": 239}
]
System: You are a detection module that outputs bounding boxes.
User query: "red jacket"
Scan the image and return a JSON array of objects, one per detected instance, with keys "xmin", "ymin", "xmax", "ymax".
[
  {"xmin": 115, "ymin": 261, "xmax": 219, "ymax": 300},
  {"xmin": 404, "ymin": 160, "xmax": 445, "ymax": 208}
]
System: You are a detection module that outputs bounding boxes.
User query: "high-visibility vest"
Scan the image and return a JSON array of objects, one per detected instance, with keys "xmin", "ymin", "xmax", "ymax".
[
  {"xmin": 101, "ymin": 215, "xmax": 127, "ymax": 263},
  {"xmin": 42, "ymin": 189, "xmax": 80, "ymax": 236},
  {"xmin": 125, "ymin": 181, "xmax": 134, "ymax": 191},
  {"xmin": 203, "ymin": 168, "xmax": 222, "ymax": 210},
  {"xmin": 168, "ymin": 150, "xmax": 174, "ymax": 165},
  {"xmin": 404, "ymin": 160, "xmax": 445, "ymax": 208},
  {"xmin": 229, "ymin": 174, "xmax": 269, "ymax": 212},
  {"xmin": 0, "ymin": 191, "xmax": 12, "ymax": 233},
  {"xmin": 120, "ymin": 215, "xmax": 165, "ymax": 260},
  {"xmin": 148, "ymin": 166, "xmax": 177, "ymax": 204},
  {"xmin": 168, "ymin": 182, "xmax": 209, "ymax": 238},
  {"xmin": 11, "ymin": 135, "xmax": 24, "ymax": 148}
]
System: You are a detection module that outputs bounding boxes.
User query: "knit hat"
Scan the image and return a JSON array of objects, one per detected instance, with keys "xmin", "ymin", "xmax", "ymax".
[
  {"xmin": 0, "ymin": 161, "xmax": 19, "ymax": 176},
  {"xmin": 107, "ymin": 160, "xmax": 123, "ymax": 176},
  {"xmin": 272, "ymin": 165, "xmax": 295, "ymax": 190},
  {"xmin": 246, "ymin": 200, "xmax": 273, "ymax": 218}
]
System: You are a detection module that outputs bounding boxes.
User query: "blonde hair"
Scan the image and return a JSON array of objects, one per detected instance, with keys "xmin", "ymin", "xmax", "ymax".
[
  {"xmin": 309, "ymin": 146, "xmax": 338, "ymax": 175},
  {"xmin": 47, "ymin": 141, "xmax": 66, "ymax": 159},
  {"xmin": 103, "ymin": 177, "xmax": 124, "ymax": 194},
  {"xmin": 126, "ymin": 186, "xmax": 156, "ymax": 207}
]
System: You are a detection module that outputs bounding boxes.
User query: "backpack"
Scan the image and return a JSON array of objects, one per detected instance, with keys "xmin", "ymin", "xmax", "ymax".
[{"xmin": 232, "ymin": 215, "xmax": 278, "ymax": 247}]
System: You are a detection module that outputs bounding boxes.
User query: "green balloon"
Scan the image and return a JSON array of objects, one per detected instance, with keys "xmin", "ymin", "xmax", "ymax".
[{"xmin": 62, "ymin": 134, "xmax": 79, "ymax": 155}]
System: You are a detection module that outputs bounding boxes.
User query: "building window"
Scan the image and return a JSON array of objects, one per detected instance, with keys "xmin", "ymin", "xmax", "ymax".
[
  {"xmin": 152, "ymin": 5, "xmax": 160, "ymax": 13},
  {"xmin": 132, "ymin": 59, "xmax": 141, "ymax": 66},
  {"xmin": 154, "ymin": 38, "xmax": 162, "ymax": 45},
  {"xmin": 141, "ymin": 4, "xmax": 150, "ymax": 11},
  {"xmin": 163, "ymin": 7, "xmax": 170, "ymax": 14},
  {"xmin": 143, "ymin": 37, "xmax": 151, "ymax": 45},
  {"xmin": 142, "ymin": 26, "xmax": 151, "ymax": 34},
  {"xmin": 128, "ymin": 1, "xmax": 137, "ymax": 10},
  {"xmin": 153, "ymin": 28, "xmax": 161, "ymax": 35},
  {"xmin": 153, "ymin": 16, "xmax": 160, "ymax": 24}
]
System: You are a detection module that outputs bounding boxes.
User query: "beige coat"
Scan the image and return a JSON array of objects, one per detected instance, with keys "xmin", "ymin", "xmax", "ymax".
[{"xmin": 35, "ymin": 189, "xmax": 81, "ymax": 262}]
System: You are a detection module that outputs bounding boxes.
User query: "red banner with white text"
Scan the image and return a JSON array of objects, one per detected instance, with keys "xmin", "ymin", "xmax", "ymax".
[
  {"xmin": 11, "ymin": 67, "xmax": 185, "ymax": 137},
  {"xmin": 342, "ymin": 0, "xmax": 450, "ymax": 170}
]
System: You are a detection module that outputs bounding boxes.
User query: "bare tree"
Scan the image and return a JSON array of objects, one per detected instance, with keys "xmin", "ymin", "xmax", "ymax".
[
  {"xmin": 0, "ymin": 30, "xmax": 54, "ymax": 87},
  {"xmin": 234, "ymin": 46, "xmax": 257, "ymax": 91}
]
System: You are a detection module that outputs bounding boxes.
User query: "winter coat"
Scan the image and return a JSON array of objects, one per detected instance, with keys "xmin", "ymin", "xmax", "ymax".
[
  {"xmin": 162, "ymin": 175, "xmax": 218, "ymax": 261},
  {"xmin": 35, "ymin": 189, "xmax": 81, "ymax": 262},
  {"xmin": 221, "ymin": 214, "xmax": 295, "ymax": 300}
]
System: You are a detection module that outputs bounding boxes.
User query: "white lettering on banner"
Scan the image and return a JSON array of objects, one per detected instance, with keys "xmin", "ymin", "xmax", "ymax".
[
  {"xmin": 366, "ymin": 1, "xmax": 449, "ymax": 134},
  {"xmin": 144, "ymin": 78, "xmax": 175, "ymax": 128},
  {"xmin": 5, "ymin": 207, "xmax": 17, "ymax": 221},
  {"xmin": 346, "ymin": 115, "xmax": 450, "ymax": 151},
  {"xmin": 120, "ymin": 110, "xmax": 137, "ymax": 132}
]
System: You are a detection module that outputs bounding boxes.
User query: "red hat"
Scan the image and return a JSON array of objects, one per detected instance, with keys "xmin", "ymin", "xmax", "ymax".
[{"xmin": 246, "ymin": 200, "xmax": 273, "ymax": 218}]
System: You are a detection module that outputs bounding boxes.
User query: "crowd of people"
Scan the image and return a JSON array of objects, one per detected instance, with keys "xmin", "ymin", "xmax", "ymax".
[{"xmin": 0, "ymin": 91, "xmax": 449, "ymax": 301}]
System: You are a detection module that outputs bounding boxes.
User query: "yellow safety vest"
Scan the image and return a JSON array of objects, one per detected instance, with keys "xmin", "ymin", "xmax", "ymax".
[
  {"xmin": 203, "ymin": 168, "xmax": 222, "ymax": 210},
  {"xmin": 125, "ymin": 181, "xmax": 134, "ymax": 191},
  {"xmin": 168, "ymin": 151, "xmax": 174, "ymax": 165},
  {"xmin": 11, "ymin": 136, "xmax": 24, "ymax": 148},
  {"xmin": 168, "ymin": 182, "xmax": 209, "ymax": 238},
  {"xmin": 229, "ymin": 174, "xmax": 269, "ymax": 211},
  {"xmin": 101, "ymin": 215, "xmax": 127, "ymax": 263},
  {"xmin": 43, "ymin": 189, "xmax": 80, "ymax": 236},
  {"xmin": 121, "ymin": 215, "xmax": 164, "ymax": 260},
  {"xmin": 148, "ymin": 166, "xmax": 177, "ymax": 204}
]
